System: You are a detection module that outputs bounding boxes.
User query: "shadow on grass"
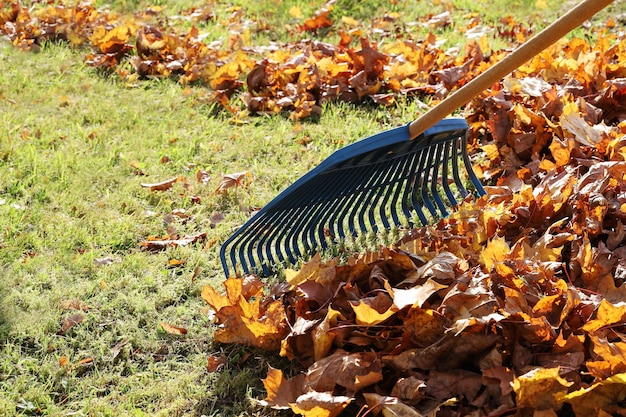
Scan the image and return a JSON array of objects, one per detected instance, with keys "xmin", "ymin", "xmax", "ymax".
[
  {"xmin": 194, "ymin": 344, "xmax": 297, "ymax": 417},
  {"xmin": 193, "ymin": 342, "xmax": 365, "ymax": 417}
]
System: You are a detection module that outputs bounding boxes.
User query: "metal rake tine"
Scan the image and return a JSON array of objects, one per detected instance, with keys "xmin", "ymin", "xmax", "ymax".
[
  {"xmin": 256, "ymin": 208, "xmax": 297, "ymax": 272},
  {"xmin": 315, "ymin": 163, "xmax": 369, "ymax": 241},
  {"xmin": 308, "ymin": 169, "xmax": 363, "ymax": 251},
  {"xmin": 462, "ymin": 134, "xmax": 487, "ymax": 196},
  {"xmin": 271, "ymin": 176, "xmax": 330, "ymax": 264},
  {"xmin": 388, "ymin": 153, "xmax": 416, "ymax": 227}
]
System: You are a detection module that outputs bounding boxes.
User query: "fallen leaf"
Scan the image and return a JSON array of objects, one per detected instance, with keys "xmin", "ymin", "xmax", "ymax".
[
  {"xmin": 206, "ymin": 354, "xmax": 227, "ymax": 373},
  {"xmin": 216, "ymin": 171, "xmax": 249, "ymax": 194},
  {"xmin": 159, "ymin": 322, "xmax": 188, "ymax": 336},
  {"xmin": 140, "ymin": 176, "xmax": 183, "ymax": 191},
  {"xmin": 57, "ymin": 313, "xmax": 84, "ymax": 335},
  {"xmin": 60, "ymin": 299, "xmax": 92, "ymax": 312},
  {"xmin": 261, "ymin": 366, "xmax": 306, "ymax": 409},
  {"xmin": 513, "ymin": 367, "xmax": 573, "ymax": 410},
  {"xmin": 140, "ymin": 232, "xmax": 206, "ymax": 251}
]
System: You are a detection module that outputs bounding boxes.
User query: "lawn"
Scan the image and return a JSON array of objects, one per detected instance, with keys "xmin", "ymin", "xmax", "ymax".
[{"xmin": 0, "ymin": 0, "xmax": 622, "ymax": 416}]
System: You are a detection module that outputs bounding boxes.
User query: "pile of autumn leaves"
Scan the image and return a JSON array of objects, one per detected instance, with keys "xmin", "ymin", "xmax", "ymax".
[
  {"xmin": 2, "ymin": 0, "xmax": 525, "ymax": 119},
  {"xmin": 203, "ymin": 30, "xmax": 626, "ymax": 417}
]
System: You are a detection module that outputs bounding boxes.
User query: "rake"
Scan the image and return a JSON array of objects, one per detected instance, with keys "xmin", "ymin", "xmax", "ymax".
[{"xmin": 220, "ymin": 0, "xmax": 613, "ymax": 277}]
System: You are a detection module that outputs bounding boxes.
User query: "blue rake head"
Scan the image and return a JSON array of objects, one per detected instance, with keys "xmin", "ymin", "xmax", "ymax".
[{"xmin": 220, "ymin": 118, "xmax": 485, "ymax": 277}]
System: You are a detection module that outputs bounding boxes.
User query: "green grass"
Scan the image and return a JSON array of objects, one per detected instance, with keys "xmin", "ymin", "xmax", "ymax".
[{"xmin": 0, "ymin": 0, "xmax": 619, "ymax": 415}]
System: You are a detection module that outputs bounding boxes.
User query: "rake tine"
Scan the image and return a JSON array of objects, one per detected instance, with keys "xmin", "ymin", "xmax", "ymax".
[
  {"xmin": 309, "ymin": 169, "xmax": 362, "ymax": 250},
  {"xmin": 362, "ymin": 163, "xmax": 394, "ymax": 233},
  {"xmin": 409, "ymin": 147, "xmax": 430, "ymax": 226},
  {"xmin": 389, "ymin": 155, "xmax": 415, "ymax": 227},
  {"xmin": 392, "ymin": 149, "xmax": 418, "ymax": 226},
  {"xmin": 377, "ymin": 153, "xmax": 411, "ymax": 230},
  {"xmin": 419, "ymin": 145, "xmax": 439, "ymax": 218},
  {"xmin": 462, "ymin": 134, "xmax": 486, "ymax": 195},
  {"xmin": 256, "ymin": 209, "xmax": 294, "ymax": 273},
  {"xmin": 430, "ymin": 142, "xmax": 449, "ymax": 217},
  {"xmin": 322, "ymin": 164, "xmax": 367, "ymax": 239},
  {"xmin": 354, "ymin": 160, "xmax": 394, "ymax": 235},
  {"xmin": 400, "ymin": 151, "xmax": 421, "ymax": 227},
  {"xmin": 337, "ymin": 164, "xmax": 380, "ymax": 238},
  {"xmin": 450, "ymin": 136, "xmax": 468, "ymax": 198},
  {"xmin": 440, "ymin": 140, "xmax": 458, "ymax": 207}
]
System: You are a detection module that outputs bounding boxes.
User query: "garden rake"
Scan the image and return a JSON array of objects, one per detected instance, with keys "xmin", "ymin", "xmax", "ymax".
[{"xmin": 220, "ymin": 0, "xmax": 613, "ymax": 277}]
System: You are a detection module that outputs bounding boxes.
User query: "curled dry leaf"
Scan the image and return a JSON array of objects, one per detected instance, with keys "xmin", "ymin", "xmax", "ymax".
[
  {"xmin": 57, "ymin": 313, "xmax": 84, "ymax": 336},
  {"xmin": 159, "ymin": 322, "xmax": 188, "ymax": 336},
  {"xmin": 216, "ymin": 171, "xmax": 249, "ymax": 194},
  {"xmin": 140, "ymin": 176, "xmax": 183, "ymax": 191},
  {"xmin": 206, "ymin": 354, "xmax": 227, "ymax": 373}
]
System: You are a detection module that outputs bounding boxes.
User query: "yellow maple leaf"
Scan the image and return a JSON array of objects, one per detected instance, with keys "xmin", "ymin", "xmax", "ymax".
[
  {"xmin": 350, "ymin": 300, "xmax": 397, "ymax": 326},
  {"xmin": 479, "ymin": 236, "xmax": 510, "ymax": 271}
]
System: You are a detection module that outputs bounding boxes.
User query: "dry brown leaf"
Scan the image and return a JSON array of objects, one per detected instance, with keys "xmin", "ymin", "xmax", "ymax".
[
  {"xmin": 261, "ymin": 366, "xmax": 305, "ymax": 409},
  {"xmin": 216, "ymin": 171, "xmax": 249, "ymax": 194},
  {"xmin": 159, "ymin": 322, "xmax": 188, "ymax": 336},
  {"xmin": 140, "ymin": 176, "xmax": 183, "ymax": 191},
  {"xmin": 60, "ymin": 299, "xmax": 92, "ymax": 311},
  {"xmin": 57, "ymin": 313, "xmax": 84, "ymax": 336},
  {"xmin": 140, "ymin": 231, "xmax": 206, "ymax": 251}
]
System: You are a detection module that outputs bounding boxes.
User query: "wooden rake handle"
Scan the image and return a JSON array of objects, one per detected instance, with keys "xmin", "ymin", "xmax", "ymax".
[{"xmin": 408, "ymin": 0, "xmax": 614, "ymax": 139}]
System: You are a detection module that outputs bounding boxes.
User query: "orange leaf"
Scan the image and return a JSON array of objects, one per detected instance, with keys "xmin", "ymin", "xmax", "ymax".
[
  {"xmin": 140, "ymin": 232, "xmax": 206, "ymax": 251},
  {"xmin": 392, "ymin": 278, "xmax": 447, "ymax": 310},
  {"xmin": 160, "ymin": 322, "xmax": 188, "ymax": 336},
  {"xmin": 305, "ymin": 350, "xmax": 382, "ymax": 393},
  {"xmin": 261, "ymin": 366, "xmax": 306, "ymax": 409},
  {"xmin": 206, "ymin": 354, "xmax": 227, "ymax": 373},
  {"xmin": 350, "ymin": 299, "xmax": 397, "ymax": 326},
  {"xmin": 59, "ymin": 299, "xmax": 92, "ymax": 311},
  {"xmin": 312, "ymin": 307, "xmax": 343, "ymax": 361},
  {"xmin": 479, "ymin": 236, "xmax": 510, "ymax": 271},
  {"xmin": 140, "ymin": 176, "xmax": 182, "ymax": 191},
  {"xmin": 216, "ymin": 171, "xmax": 249, "ymax": 194},
  {"xmin": 213, "ymin": 299, "xmax": 286, "ymax": 350},
  {"xmin": 582, "ymin": 299, "xmax": 626, "ymax": 334}
]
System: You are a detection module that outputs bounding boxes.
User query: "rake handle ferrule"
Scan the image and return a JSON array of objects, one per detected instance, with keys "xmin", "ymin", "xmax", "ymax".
[{"xmin": 408, "ymin": 0, "xmax": 614, "ymax": 140}]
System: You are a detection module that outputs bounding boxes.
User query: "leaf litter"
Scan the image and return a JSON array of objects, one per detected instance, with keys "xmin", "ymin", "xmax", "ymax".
[{"xmin": 5, "ymin": 0, "xmax": 626, "ymax": 415}]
